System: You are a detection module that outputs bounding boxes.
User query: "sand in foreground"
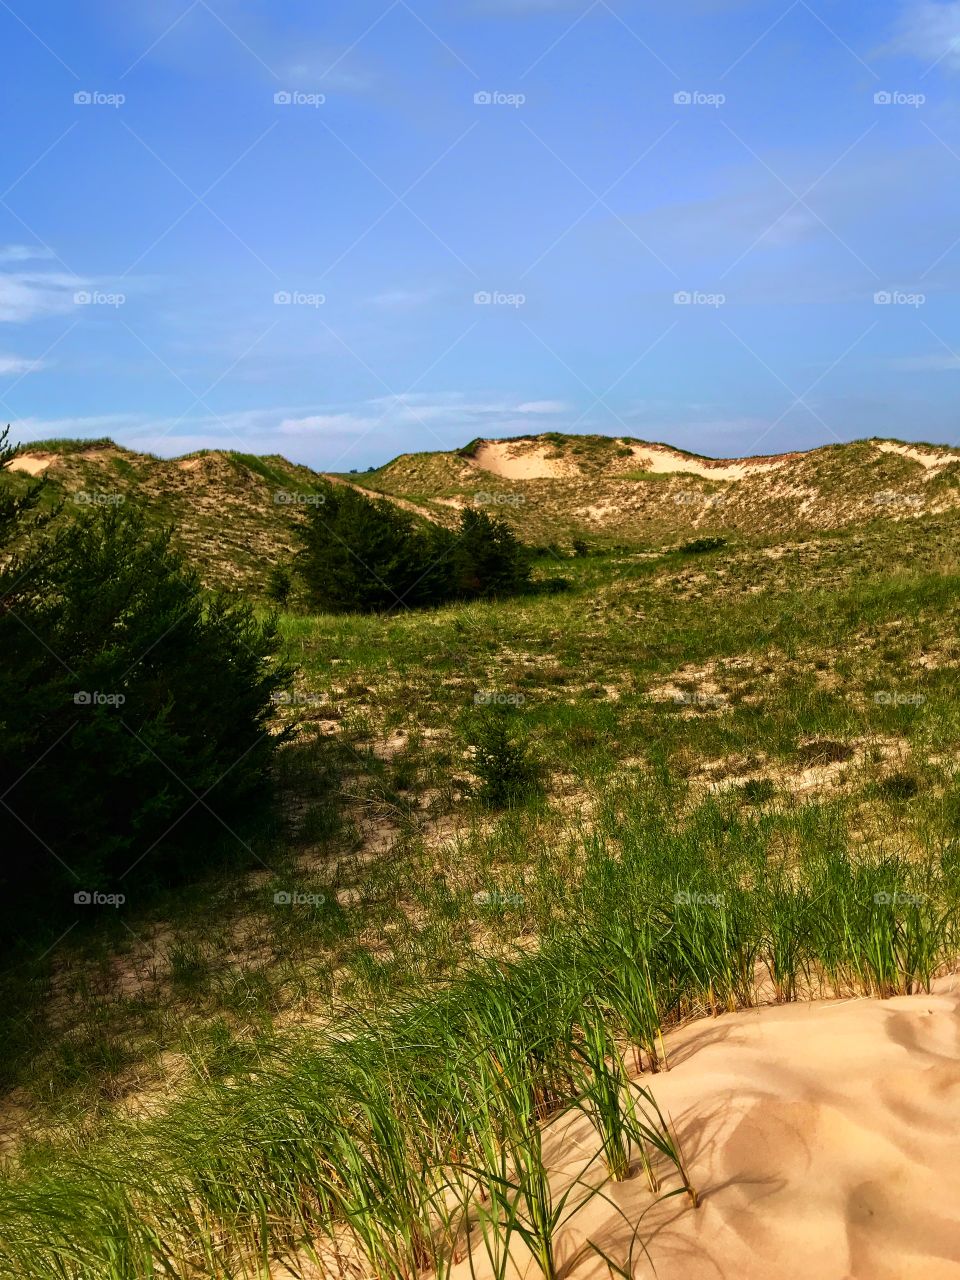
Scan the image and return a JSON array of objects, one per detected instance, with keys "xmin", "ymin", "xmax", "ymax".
[{"xmin": 451, "ymin": 982, "xmax": 960, "ymax": 1280}]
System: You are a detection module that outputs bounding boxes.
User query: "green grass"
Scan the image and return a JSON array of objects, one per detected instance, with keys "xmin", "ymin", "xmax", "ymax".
[
  {"xmin": 1, "ymin": 788, "xmax": 958, "ymax": 1277},
  {"xmin": 12, "ymin": 436, "xmax": 118, "ymax": 454},
  {"xmin": 3, "ymin": 503, "xmax": 960, "ymax": 1275}
]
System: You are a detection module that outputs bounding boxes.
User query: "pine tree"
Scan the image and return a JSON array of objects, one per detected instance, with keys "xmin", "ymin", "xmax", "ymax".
[
  {"xmin": 452, "ymin": 507, "xmax": 532, "ymax": 599},
  {"xmin": 0, "ymin": 454, "xmax": 290, "ymax": 923},
  {"xmin": 296, "ymin": 482, "xmax": 456, "ymax": 613}
]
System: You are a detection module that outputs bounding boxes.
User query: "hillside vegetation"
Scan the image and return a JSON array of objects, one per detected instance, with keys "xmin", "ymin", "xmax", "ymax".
[
  {"xmin": 8, "ymin": 432, "xmax": 960, "ymax": 592},
  {"xmin": 3, "ymin": 430, "xmax": 960, "ymax": 1277}
]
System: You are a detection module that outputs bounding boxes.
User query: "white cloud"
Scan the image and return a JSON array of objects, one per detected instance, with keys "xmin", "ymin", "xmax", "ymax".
[
  {"xmin": 369, "ymin": 392, "xmax": 568, "ymax": 426},
  {"xmin": 0, "ymin": 354, "xmax": 44, "ymax": 375},
  {"xmin": 516, "ymin": 399, "xmax": 568, "ymax": 413},
  {"xmin": 888, "ymin": 1, "xmax": 960, "ymax": 69},
  {"xmin": 282, "ymin": 50, "xmax": 377, "ymax": 94},
  {"xmin": 0, "ymin": 270, "xmax": 87, "ymax": 323},
  {"xmin": 0, "ymin": 245, "xmax": 56, "ymax": 265},
  {"xmin": 277, "ymin": 412, "xmax": 379, "ymax": 434}
]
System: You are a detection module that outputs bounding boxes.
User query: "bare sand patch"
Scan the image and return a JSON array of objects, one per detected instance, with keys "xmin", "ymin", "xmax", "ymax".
[
  {"xmin": 468, "ymin": 440, "xmax": 578, "ymax": 480},
  {"xmin": 448, "ymin": 981, "xmax": 960, "ymax": 1280},
  {"xmin": 5, "ymin": 452, "xmax": 56, "ymax": 475},
  {"xmin": 873, "ymin": 440, "xmax": 957, "ymax": 470},
  {"xmin": 626, "ymin": 443, "xmax": 790, "ymax": 482}
]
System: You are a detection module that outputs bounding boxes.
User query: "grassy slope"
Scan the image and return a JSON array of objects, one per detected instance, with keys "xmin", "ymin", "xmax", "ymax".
[
  {"xmin": 3, "ymin": 511, "xmax": 960, "ymax": 1088},
  {"xmin": 357, "ymin": 434, "xmax": 960, "ymax": 546},
  {"xmin": 4, "ymin": 435, "xmax": 960, "ymax": 1274},
  {"xmin": 6, "ymin": 441, "xmax": 327, "ymax": 591},
  {"xmin": 9, "ymin": 433, "xmax": 960, "ymax": 595}
]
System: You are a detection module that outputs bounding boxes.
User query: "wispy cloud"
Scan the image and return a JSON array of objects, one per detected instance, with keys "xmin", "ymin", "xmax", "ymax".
[
  {"xmin": 277, "ymin": 412, "xmax": 380, "ymax": 435},
  {"xmin": 0, "ymin": 271, "xmax": 87, "ymax": 323},
  {"xmin": 516, "ymin": 399, "xmax": 570, "ymax": 413},
  {"xmin": 0, "ymin": 354, "xmax": 45, "ymax": 375},
  {"xmin": 0, "ymin": 245, "xmax": 56, "ymax": 265},
  {"xmin": 886, "ymin": 1, "xmax": 960, "ymax": 69}
]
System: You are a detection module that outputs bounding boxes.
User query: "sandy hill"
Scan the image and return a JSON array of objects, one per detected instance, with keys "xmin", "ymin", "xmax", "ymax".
[
  {"xmin": 7, "ymin": 432, "xmax": 960, "ymax": 589},
  {"xmin": 361, "ymin": 432, "xmax": 960, "ymax": 546}
]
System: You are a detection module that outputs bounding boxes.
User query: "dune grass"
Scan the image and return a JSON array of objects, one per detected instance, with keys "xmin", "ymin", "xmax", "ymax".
[
  {"xmin": 3, "ymin": 517, "xmax": 960, "ymax": 1275},
  {"xmin": 0, "ymin": 794, "xmax": 957, "ymax": 1277}
]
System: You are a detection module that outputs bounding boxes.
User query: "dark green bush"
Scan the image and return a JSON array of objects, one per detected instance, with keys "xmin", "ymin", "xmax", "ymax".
[
  {"xmin": 0, "ymin": 431, "xmax": 290, "ymax": 921},
  {"xmin": 295, "ymin": 484, "xmax": 532, "ymax": 613},
  {"xmin": 679, "ymin": 536, "xmax": 727, "ymax": 555},
  {"xmin": 266, "ymin": 563, "xmax": 293, "ymax": 607}
]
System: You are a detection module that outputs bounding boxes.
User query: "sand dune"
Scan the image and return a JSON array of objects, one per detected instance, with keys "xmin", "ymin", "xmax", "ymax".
[
  {"xmin": 451, "ymin": 982, "xmax": 960, "ymax": 1280},
  {"xmin": 873, "ymin": 441, "xmax": 956, "ymax": 470},
  {"xmin": 625, "ymin": 442, "xmax": 789, "ymax": 481},
  {"xmin": 465, "ymin": 438, "xmax": 795, "ymax": 483},
  {"xmin": 467, "ymin": 440, "xmax": 579, "ymax": 479},
  {"xmin": 5, "ymin": 452, "xmax": 55, "ymax": 475}
]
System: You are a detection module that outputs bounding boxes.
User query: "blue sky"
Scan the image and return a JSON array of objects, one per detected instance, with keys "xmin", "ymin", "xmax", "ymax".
[{"xmin": 1, "ymin": 0, "xmax": 959, "ymax": 469}]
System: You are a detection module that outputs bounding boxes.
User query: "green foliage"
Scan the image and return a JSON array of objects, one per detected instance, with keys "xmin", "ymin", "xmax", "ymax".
[
  {"xmin": 295, "ymin": 482, "xmax": 447, "ymax": 613},
  {"xmin": 295, "ymin": 483, "xmax": 532, "ymax": 614},
  {"xmin": 13, "ymin": 436, "xmax": 116, "ymax": 455},
  {"xmin": 467, "ymin": 710, "xmax": 541, "ymax": 807},
  {"xmin": 266, "ymin": 562, "xmax": 293, "ymax": 607},
  {"xmin": 451, "ymin": 507, "xmax": 531, "ymax": 599},
  {"xmin": 678, "ymin": 536, "xmax": 726, "ymax": 554},
  {"xmin": 0, "ymin": 445, "xmax": 290, "ymax": 921}
]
